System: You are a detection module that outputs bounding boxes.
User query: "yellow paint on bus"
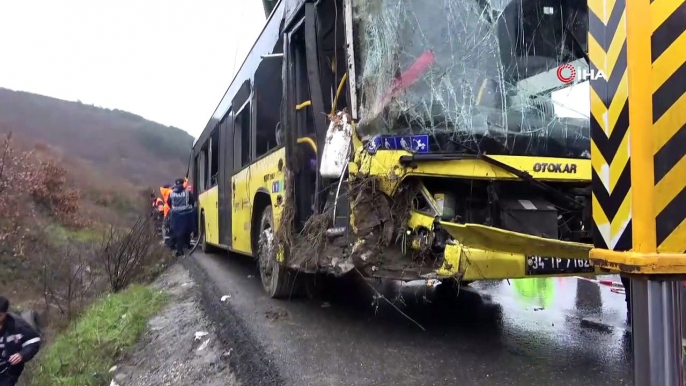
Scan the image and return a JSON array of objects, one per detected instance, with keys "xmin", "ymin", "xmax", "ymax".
[
  {"xmin": 198, "ymin": 186, "xmax": 219, "ymax": 245},
  {"xmin": 228, "ymin": 148, "xmax": 288, "ymax": 255}
]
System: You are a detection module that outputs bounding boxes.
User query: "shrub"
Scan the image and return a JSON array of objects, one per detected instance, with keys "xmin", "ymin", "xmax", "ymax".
[
  {"xmin": 98, "ymin": 215, "xmax": 168, "ymax": 292},
  {"xmin": 30, "ymin": 160, "xmax": 85, "ymax": 228},
  {"xmin": 0, "ymin": 132, "xmax": 40, "ymax": 256}
]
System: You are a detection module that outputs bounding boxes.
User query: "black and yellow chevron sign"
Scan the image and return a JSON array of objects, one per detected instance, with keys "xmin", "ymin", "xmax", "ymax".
[
  {"xmin": 589, "ymin": 0, "xmax": 632, "ymax": 251},
  {"xmin": 590, "ymin": 0, "xmax": 686, "ymax": 254},
  {"xmin": 653, "ymin": 0, "xmax": 686, "ymax": 253}
]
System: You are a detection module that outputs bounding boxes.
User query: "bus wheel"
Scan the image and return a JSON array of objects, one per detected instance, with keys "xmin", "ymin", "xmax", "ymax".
[{"xmin": 257, "ymin": 206, "xmax": 292, "ymax": 298}]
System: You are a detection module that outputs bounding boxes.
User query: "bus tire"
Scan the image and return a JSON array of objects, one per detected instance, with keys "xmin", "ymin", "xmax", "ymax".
[{"xmin": 257, "ymin": 206, "xmax": 293, "ymax": 299}]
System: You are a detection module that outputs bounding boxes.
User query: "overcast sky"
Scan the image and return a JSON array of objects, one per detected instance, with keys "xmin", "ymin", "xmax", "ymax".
[
  {"xmin": 0, "ymin": 1, "xmax": 588, "ymax": 138},
  {"xmin": 0, "ymin": 0, "xmax": 265, "ymax": 138}
]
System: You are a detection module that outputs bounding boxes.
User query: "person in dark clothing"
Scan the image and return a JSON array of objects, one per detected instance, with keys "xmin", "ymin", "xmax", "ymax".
[
  {"xmin": 0, "ymin": 297, "xmax": 41, "ymax": 386},
  {"xmin": 167, "ymin": 178, "xmax": 196, "ymax": 257}
]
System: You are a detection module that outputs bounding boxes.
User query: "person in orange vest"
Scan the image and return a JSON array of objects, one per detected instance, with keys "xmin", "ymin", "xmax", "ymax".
[
  {"xmin": 160, "ymin": 184, "xmax": 173, "ymax": 246},
  {"xmin": 149, "ymin": 193, "xmax": 164, "ymax": 233},
  {"xmin": 150, "ymin": 193, "xmax": 164, "ymax": 212},
  {"xmin": 160, "ymin": 185, "xmax": 172, "ymax": 217}
]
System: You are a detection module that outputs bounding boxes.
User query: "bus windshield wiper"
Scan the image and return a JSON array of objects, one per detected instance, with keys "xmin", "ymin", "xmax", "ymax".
[
  {"xmin": 477, "ymin": 154, "xmax": 583, "ymax": 210},
  {"xmin": 399, "ymin": 151, "xmax": 583, "ymax": 211}
]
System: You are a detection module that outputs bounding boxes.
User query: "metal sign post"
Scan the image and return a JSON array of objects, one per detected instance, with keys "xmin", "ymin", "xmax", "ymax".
[
  {"xmin": 631, "ymin": 279, "xmax": 683, "ymax": 385},
  {"xmin": 588, "ymin": 0, "xmax": 686, "ymax": 383}
]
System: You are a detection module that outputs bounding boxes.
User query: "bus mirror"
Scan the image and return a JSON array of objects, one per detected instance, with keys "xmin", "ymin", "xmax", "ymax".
[{"xmin": 320, "ymin": 112, "xmax": 353, "ymax": 179}]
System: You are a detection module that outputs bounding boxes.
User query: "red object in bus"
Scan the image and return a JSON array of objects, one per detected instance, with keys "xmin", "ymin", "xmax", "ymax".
[
  {"xmin": 376, "ymin": 49, "xmax": 437, "ymax": 112},
  {"xmin": 389, "ymin": 50, "xmax": 436, "ymax": 97}
]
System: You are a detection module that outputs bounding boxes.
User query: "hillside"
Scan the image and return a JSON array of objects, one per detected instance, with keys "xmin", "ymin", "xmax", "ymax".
[{"xmin": 0, "ymin": 87, "xmax": 194, "ymax": 187}]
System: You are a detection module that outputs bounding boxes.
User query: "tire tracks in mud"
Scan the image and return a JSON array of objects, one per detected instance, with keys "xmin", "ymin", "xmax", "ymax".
[{"xmin": 182, "ymin": 256, "xmax": 284, "ymax": 386}]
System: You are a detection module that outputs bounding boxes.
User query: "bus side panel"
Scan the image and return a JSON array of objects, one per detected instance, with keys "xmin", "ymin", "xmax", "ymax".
[
  {"xmin": 199, "ymin": 186, "xmax": 220, "ymax": 245},
  {"xmin": 231, "ymin": 148, "xmax": 288, "ymax": 256},
  {"xmin": 248, "ymin": 148, "xmax": 287, "ymax": 233},
  {"xmin": 231, "ymin": 168, "xmax": 252, "ymax": 254}
]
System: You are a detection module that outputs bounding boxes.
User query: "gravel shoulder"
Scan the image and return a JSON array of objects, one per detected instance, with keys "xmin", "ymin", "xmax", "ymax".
[{"xmin": 109, "ymin": 264, "xmax": 239, "ymax": 386}]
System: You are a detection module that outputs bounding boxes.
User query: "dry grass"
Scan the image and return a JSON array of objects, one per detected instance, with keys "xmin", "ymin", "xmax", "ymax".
[
  {"xmin": 289, "ymin": 210, "xmax": 333, "ymax": 269},
  {"xmin": 275, "ymin": 167, "xmax": 335, "ymax": 270},
  {"xmin": 274, "ymin": 168, "xmax": 296, "ymax": 250}
]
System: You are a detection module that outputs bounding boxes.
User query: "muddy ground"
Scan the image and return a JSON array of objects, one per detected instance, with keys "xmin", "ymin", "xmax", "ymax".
[{"xmin": 110, "ymin": 264, "xmax": 239, "ymax": 386}]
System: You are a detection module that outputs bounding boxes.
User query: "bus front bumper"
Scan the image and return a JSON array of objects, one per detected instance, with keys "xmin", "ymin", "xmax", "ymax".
[{"xmin": 435, "ymin": 221, "xmax": 600, "ymax": 280}]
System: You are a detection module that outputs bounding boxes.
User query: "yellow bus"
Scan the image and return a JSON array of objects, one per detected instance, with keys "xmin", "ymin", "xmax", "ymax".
[{"xmin": 191, "ymin": 0, "xmax": 603, "ymax": 298}]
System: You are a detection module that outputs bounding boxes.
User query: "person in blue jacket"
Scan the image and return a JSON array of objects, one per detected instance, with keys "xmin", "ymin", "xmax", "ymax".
[
  {"xmin": 167, "ymin": 178, "xmax": 196, "ymax": 257},
  {"xmin": 0, "ymin": 297, "xmax": 41, "ymax": 386}
]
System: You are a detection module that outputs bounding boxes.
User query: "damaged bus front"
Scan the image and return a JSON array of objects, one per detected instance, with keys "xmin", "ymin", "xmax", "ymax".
[
  {"xmin": 193, "ymin": 0, "xmax": 602, "ymax": 298},
  {"xmin": 293, "ymin": 0, "xmax": 600, "ymax": 284}
]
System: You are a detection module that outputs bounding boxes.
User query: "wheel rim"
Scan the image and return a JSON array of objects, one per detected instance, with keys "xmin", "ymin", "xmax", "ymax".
[{"xmin": 258, "ymin": 226, "xmax": 276, "ymax": 291}]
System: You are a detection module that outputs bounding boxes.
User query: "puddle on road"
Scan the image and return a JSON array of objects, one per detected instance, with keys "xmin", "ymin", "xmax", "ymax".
[
  {"xmin": 466, "ymin": 277, "xmax": 633, "ymax": 367},
  {"xmin": 473, "ymin": 276, "xmax": 627, "ymax": 321}
]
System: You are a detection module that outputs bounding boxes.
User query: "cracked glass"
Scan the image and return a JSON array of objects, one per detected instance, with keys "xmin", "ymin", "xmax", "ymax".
[{"xmin": 353, "ymin": 0, "xmax": 591, "ymax": 158}]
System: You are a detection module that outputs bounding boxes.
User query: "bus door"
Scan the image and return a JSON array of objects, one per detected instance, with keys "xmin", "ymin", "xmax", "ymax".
[
  {"xmin": 284, "ymin": 1, "xmax": 351, "ymax": 230},
  {"xmin": 284, "ymin": 12, "xmax": 321, "ymax": 229},
  {"xmin": 231, "ymin": 81, "xmax": 253, "ymax": 254}
]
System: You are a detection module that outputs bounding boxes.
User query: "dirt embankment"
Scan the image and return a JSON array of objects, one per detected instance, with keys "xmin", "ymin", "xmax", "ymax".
[{"xmin": 110, "ymin": 264, "xmax": 239, "ymax": 386}]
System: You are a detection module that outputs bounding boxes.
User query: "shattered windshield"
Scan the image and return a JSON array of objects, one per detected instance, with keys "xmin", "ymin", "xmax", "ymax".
[{"xmin": 353, "ymin": 0, "xmax": 591, "ymax": 158}]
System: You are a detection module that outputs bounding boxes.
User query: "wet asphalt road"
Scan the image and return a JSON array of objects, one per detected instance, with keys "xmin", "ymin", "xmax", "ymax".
[{"xmin": 185, "ymin": 251, "xmax": 634, "ymax": 386}]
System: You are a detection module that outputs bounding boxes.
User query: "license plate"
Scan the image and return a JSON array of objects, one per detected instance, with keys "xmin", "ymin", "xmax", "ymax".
[{"xmin": 526, "ymin": 256, "xmax": 594, "ymax": 275}]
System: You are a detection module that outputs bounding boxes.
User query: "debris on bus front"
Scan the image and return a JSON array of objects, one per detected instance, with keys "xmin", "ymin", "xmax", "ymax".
[{"xmin": 321, "ymin": 110, "xmax": 353, "ymax": 179}]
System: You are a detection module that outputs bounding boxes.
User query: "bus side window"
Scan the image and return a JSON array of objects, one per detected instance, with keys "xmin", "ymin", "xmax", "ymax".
[
  {"xmin": 235, "ymin": 104, "xmax": 251, "ymax": 167},
  {"xmin": 197, "ymin": 151, "xmax": 206, "ymax": 192},
  {"xmin": 232, "ymin": 80, "xmax": 252, "ymax": 170},
  {"xmin": 254, "ymin": 42, "xmax": 283, "ymax": 157},
  {"xmin": 209, "ymin": 128, "xmax": 219, "ymax": 187}
]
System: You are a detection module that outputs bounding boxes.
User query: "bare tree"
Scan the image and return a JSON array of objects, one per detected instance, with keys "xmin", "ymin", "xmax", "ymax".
[
  {"xmin": 98, "ymin": 215, "xmax": 166, "ymax": 292},
  {"xmin": 41, "ymin": 243, "xmax": 99, "ymax": 320}
]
